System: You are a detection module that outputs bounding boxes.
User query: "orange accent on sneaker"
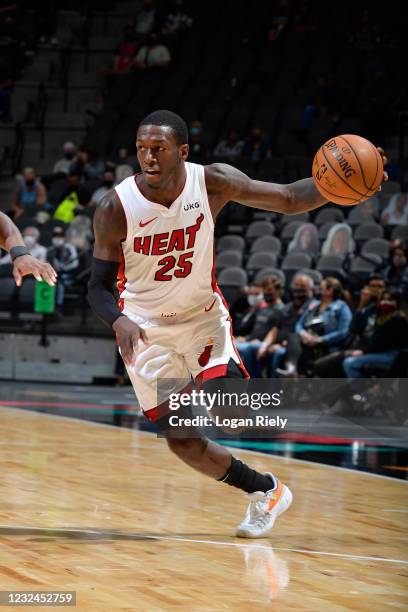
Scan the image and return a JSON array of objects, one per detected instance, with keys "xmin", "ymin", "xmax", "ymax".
[{"xmin": 267, "ymin": 480, "xmax": 283, "ymax": 512}]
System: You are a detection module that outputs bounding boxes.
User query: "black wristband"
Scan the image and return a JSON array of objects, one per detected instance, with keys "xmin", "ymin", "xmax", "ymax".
[{"xmin": 10, "ymin": 246, "xmax": 30, "ymax": 261}]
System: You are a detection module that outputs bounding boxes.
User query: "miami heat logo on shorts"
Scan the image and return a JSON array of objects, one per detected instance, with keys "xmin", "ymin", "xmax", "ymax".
[{"xmin": 198, "ymin": 338, "xmax": 214, "ymax": 367}]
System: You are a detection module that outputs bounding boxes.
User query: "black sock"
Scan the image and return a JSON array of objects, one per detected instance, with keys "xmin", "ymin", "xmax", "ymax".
[{"xmin": 218, "ymin": 457, "xmax": 276, "ymax": 493}]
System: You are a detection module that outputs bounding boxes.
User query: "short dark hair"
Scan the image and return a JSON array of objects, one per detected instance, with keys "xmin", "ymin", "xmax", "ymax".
[{"xmin": 139, "ymin": 110, "xmax": 188, "ymax": 145}]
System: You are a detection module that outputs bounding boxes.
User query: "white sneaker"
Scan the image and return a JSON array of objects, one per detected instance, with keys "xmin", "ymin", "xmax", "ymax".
[{"xmin": 236, "ymin": 475, "xmax": 293, "ymax": 538}]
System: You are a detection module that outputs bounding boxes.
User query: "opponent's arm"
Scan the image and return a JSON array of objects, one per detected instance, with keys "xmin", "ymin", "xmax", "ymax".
[
  {"xmin": 88, "ymin": 191, "xmax": 147, "ymax": 366},
  {"xmin": 0, "ymin": 211, "xmax": 56, "ymax": 286},
  {"xmin": 205, "ymin": 163, "xmax": 327, "ymax": 218}
]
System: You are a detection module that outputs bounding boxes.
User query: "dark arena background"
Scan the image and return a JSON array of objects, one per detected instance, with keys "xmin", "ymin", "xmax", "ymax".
[{"xmin": 0, "ymin": 1, "xmax": 407, "ymax": 610}]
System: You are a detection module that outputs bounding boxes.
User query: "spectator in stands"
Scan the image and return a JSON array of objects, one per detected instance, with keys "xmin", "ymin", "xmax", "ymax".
[
  {"xmin": 90, "ymin": 170, "xmax": 115, "ymax": 206},
  {"xmin": 22, "ymin": 226, "xmax": 47, "ymax": 262},
  {"xmin": 282, "ymin": 277, "xmax": 352, "ymax": 376},
  {"xmin": 0, "ymin": 58, "xmax": 13, "ymax": 122},
  {"xmin": 288, "ymin": 223, "xmax": 319, "ymax": 258},
  {"xmin": 321, "ymin": 223, "xmax": 354, "ymax": 256},
  {"xmin": 52, "ymin": 142, "xmax": 77, "ymax": 176},
  {"xmin": 383, "ymin": 245, "xmax": 408, "ymax": 295},
  {"xmin": 12, "ymin": 168, "xmax": 47, "ymax": 219},
  {"xmin": 214, "ymin": 129, "xmax": 244, "ymax": 160},
  {"xmin": 232, "ymin": 282, "xmax": 266, "ymax": 337},
  {"xmin": 342, "ymin": 290, "xmax": 408, "ymax": 377},
  {"xmin": 188, "ymin": 120, "xmax": 211, "ymax": 163},
  {"xmin": 115, "ymin": 164, "xmax": 134, "ymax": 184},
  {"xmin": 313, "ymin": 282, "xmax": 382, "ymax": 378},
  {"xmin": 0, "ymin": 224, "xmax": 47, "ymax": 265},
  {"xmin": 114, "ymin": 26, "xmax": 139, "ymax": 74},
  {"xmin": 70, "ymin": 149, "xmax": 105, "ymax": 181},
  {"xmin": 235, "ymin": 276, "xmax": 284, "ymax": 377},
  {"xmin": 134, "ymin": 0, "xmax": 157, "ymax": 35},
  {"xmin": 356, "ymin": 278, "xmax": 385, "ymax": 312},
  {"xmin": 258, "ymin": 274, "xmax": 317, "ymax": 377},
  {"xmin": 47, "ymin": 226, "xmax": 79, "ymax": 310},
  {"xmin": 134, "ymin": 32, "xmax": 171, "ymax": 70},
  {"xmin": 242, "ymin": 127, "xmax": 271, "ymax": 162},
  {"xmin": 53, "ymin": 171, "xmax": 92, "ymax": 224},
  {"xmin": 162, "ymin": 0, "xmax": 193, "ymax": 36},
  {"xmin": 380, "ymin": 192, "xmax": 408, "ymax": 225}
]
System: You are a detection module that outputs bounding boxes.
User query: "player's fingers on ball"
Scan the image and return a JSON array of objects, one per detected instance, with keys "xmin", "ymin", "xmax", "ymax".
[{"xmin": 383, "ymin": 171, "xmax": 389, "ymax": 182}]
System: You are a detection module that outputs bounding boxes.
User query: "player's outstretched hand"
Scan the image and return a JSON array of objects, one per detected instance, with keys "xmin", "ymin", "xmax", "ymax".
[
  {"xmin": 377, "ymin": 147, "xmax": 388, "ymax": 186},
  {"xmin": 113, "ymin": 316, "xmax": 148, "ymax": 367},
  {"xmin": 13, "ymin": 255, "xmax": 57, "ymax": 287}
]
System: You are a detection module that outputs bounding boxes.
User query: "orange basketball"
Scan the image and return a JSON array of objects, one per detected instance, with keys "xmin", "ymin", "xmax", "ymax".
[{"xmin": 312, "ymin": 134, "xmax": 383, "ymax": 206}]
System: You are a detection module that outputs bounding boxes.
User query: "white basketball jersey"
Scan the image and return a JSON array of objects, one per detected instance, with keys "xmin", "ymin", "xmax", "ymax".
[{"xmin": 114, "ymin": 162, "xmax": 217, "ymax": 318}]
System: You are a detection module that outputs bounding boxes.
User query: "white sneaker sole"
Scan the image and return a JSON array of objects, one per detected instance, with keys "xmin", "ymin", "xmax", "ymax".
[{"xmin": 235, "ymin": 485, "xmax": 293, "ymax": 538}]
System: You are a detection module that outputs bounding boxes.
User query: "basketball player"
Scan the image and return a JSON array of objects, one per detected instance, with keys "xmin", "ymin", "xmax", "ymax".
[
  {"xmin": 0, "ymin": 211, "xmax": 56, "ymax": 286},
  {"xmin": 88, "ymin": 110, "xmax": 387, "ymax": 538}
]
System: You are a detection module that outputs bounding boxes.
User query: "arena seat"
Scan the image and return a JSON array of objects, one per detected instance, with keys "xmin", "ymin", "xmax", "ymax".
[
  {"xmin": 245, "ymin": 220, "xmax": 275, "ymax": 242},
  {"xmin": 315, "ymin": 207, "xmax": 345, "ymax": 225},
  {"xmin": 254, "ymin": 267, "xmax": 286, "ymax": 287},
  {"xmin": 216, "ymin": 235, "xmax": 245, "ymax": 253},
  {"xmin": 354, "ymin": 223, "xmax": 384, "ymax": 241},
  {"xmin": 250, "ymin": 235, "xmax": 282, "ymax": 256},
  {"xmin": 361, "ymin": 238, "xmax": 390, "ymax": 259},
  {"xmin": 217, "ymin": 267, "xmax": 248, "ymax": 304},
  {"xmin": 216, "ymin": 250, "xmax": 243, "ymax": 270}
]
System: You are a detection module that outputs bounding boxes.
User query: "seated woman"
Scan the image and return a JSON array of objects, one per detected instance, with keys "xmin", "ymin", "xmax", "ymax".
[
  {"xmin": 343, "ymin": 289, "xmax": 408, "ymax": 378},
  {"xmin": 12, "ymin": 168, "xmax": 48, "ymax": 219},
  {"xmin": 380, "ymin": 193, "xmax": 408, "ymax": 226},
  {"xmin": 287, "ymin": 223, "xmax": 319, "ymax": 258},
  {"xmin": 280, "ymin": 277, "xmax": 352, "ymax": 376},
  {"xmin": 321, "ymin": 223, "xmax": 354, "ymax": 257}
]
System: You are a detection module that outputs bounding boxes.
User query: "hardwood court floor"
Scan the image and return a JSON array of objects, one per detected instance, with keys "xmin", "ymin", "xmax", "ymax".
[{"xmin": 0, "ymin": 406, "xmax": 407, "ymax": 611}]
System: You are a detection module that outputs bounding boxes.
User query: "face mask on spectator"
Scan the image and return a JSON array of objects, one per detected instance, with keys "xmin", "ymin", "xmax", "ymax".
[
  {"xmin": 25, "ymin": 179, "xmax": 35, "ymax": 187},
  {"xmin": 263, "ymin": 292, "xmax": 276, "ymax": 303},
  {"xmin": 103, "ymin": 180, "xmax": 114, "ymax": 188},
  {"xmin": 23, "ymin": 236, "xmax": 36, "ymax": 248},
  {"xmin": 247, "ymin": 294, "xmax": 263, "ymax": 306},
  {"xmin": 52, "ymin": 237, "xmax": 64, "ymax": 247},
  {"xmin": 378, "ymin": 300, "xmax": 396, "ymax": 315},
  {"xmin": 190, "ymin": 127, "xmax": 200, "ymax": 136},
  {"xmin": 64, "ymin": 152, "xmax": 75, "ymax": 160},
  {"xmin": 292, "ymin": 288, "xmax": 307, "ymax": 300}
]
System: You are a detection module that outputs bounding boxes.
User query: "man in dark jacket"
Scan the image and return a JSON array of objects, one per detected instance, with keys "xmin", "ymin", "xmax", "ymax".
[{"xmin": 343, "ymin": 290, "xmax": 408, "ymax": 378}]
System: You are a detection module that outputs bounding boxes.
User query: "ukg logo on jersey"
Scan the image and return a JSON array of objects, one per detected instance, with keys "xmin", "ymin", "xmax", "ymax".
[{"xmin": 184, "ymin": 201, "xmax": 200, "ymax": 211}]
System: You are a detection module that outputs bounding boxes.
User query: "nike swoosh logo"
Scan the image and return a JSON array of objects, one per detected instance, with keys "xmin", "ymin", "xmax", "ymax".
[
  {"xmin": 205, "ymin": 299, "xmax": 217, "ymax": 312},
  {"xmin": 139, "ymin": 217, "xmax": 158, "ymax": 227}
]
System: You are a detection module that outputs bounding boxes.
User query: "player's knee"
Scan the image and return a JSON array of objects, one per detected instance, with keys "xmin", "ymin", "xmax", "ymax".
[{"xmin": 166, "ymin": 437, "xmax": 207, "ymax": 466}]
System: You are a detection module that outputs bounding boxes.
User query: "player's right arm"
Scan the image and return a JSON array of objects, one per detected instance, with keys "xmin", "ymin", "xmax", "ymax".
[{"xmin": 88, "ymin": 191, "xmax": 148, "ymax": 366}]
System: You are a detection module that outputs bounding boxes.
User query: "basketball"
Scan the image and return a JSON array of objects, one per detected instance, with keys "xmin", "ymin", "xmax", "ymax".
[{"xmin": 312, "ymin": 134, "xmax": 384, "ymax": 206}]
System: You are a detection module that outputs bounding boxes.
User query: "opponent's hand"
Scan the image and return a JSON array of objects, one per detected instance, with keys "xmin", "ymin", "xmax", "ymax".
[
  {"xmin": 113, "ymin": 316, "xmax": 148, "ymax": 367},
  {"xmin": 13, "ymin": 255, "xmax": 57, "ymax": 287},
  {"xmin": 377, "ymin": 147, "xmax": 388, "ymax": 186}
]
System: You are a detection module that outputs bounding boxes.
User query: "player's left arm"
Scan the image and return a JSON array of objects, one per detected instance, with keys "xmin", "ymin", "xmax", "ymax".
[
  {"xmin": 205, "ymin": 163, "xmax": 327, "ymax": 217},
  {"xmin": 0, "ymin": 211, "xmax": 57, "ymax": 286},
  {"xmin": 205, "ymin": 148, "xmax": 388, "ymax": 217}
]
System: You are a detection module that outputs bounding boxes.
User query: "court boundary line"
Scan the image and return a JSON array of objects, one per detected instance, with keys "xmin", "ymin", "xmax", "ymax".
[
  {"xmin": 0, "ymin": 524, "xmax": 406, "ymax": 566},
  {"xmin": 1, "ymin": 405, "xmax": 407, "ymax": 484}
]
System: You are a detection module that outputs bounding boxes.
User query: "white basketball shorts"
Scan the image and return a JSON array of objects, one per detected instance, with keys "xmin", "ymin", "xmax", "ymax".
[{"xmin": 121, "ymin": 294, "xmax": 248, "ymax": 421}]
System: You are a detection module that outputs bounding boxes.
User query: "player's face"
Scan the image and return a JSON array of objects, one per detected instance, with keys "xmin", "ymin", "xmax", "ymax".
[{"xmin": 136, "ymin": 125, "xmax": 188, "ymax": 188}]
